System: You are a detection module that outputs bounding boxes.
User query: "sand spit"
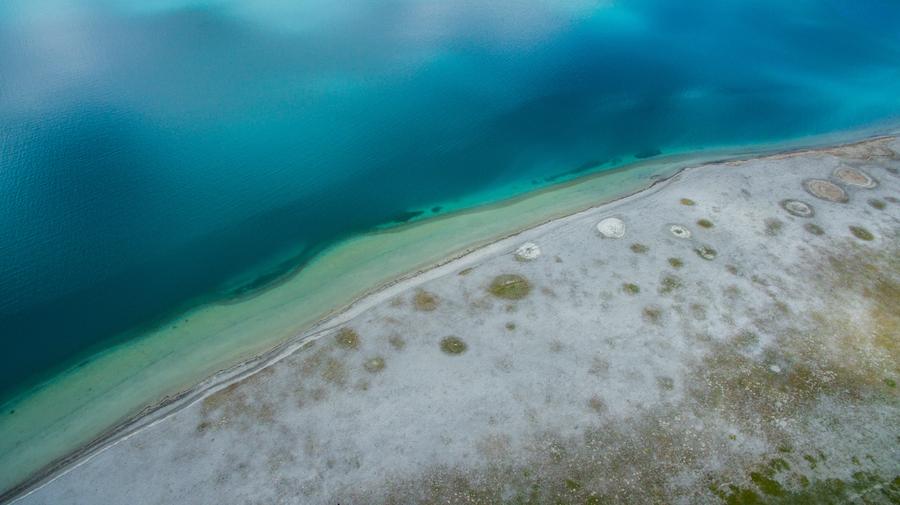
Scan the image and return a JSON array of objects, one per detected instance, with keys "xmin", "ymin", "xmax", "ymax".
[{"xmin": 8, "ymin": 136, "xmax": 900, "ymax": 504}]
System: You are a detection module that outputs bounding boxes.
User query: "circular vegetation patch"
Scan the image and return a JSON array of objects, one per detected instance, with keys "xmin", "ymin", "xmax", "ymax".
[
  {"xmin": 335, "ymin": 327, "xmax": 360, "ymax": 349},
  {"xmin": 849, "ymin": 226, "xmax": 874, "ymax": 241},
  {"xmin": 488, "ymin": 274, "xmax": 532, "ymax": 300},
  {"xmin": 440, "ymin": 336, "xmax": 467, "ymax": 355}
]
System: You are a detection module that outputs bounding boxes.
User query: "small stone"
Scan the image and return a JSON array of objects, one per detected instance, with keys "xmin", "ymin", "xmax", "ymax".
[
  {"xmin": 596, "ymin": 217, "xmax": 626, "ymax": 238},
  {"xmin": 514, "ymin": 242, "xmax": 541, "ymax": 261}
]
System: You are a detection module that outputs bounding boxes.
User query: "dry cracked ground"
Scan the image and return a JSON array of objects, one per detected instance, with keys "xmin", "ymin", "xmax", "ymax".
[{"xmin": 14, "ymin": 138, "xmax": 900, "ymax": 505}]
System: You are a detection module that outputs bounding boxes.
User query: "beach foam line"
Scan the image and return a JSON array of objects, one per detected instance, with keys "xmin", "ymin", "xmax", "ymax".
[{"xmin": 2, "ymin": 125, "xmax": 898, "ymax": 500}]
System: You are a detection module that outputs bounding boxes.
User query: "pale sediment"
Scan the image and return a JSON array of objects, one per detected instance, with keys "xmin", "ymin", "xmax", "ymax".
[{"xmin": 7, "ymin": 136, "xmax": 900, "ymax": 504}]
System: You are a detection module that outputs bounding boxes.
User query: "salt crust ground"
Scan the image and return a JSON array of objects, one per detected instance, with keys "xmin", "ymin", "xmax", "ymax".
[{"xmin": 13, "ymin": 138, "xmax": 900, "ymax": 505}]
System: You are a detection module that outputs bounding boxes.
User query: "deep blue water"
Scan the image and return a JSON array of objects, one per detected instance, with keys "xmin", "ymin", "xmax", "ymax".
[{"xmin": 2, "ymin": 0, "xmax": 900, "ymax": 399}]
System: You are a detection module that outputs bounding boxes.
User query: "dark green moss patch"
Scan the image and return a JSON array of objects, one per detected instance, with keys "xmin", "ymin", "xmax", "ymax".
[
  {"xmin": 804, "ymin": 223, "xmax": 825, "ymax": 236},
  {"xmin": 668, "ymin": 257, "xmax": 684, "ymax": 268},
  {"xmin": 884, "ymin": 378, "xmax": 897, "ymax": 388},
  {"xmin": 630, "ymin": 243, "xmax": 649, "ymax": 254},
  {"xmin": 764, "ymin": 218, "xmax": 783, "ymax": 236},
  {"xmin": 440, "ymin": 336, "xmax": 468, "ymax": 355},
  {"xmin": 681, "ymin": 198, "xmax": 696, "ymax": 206},
  {"xmin": 868, "ymin": 198, "xmax": 886, "ymax": 210},
  {"xmin": 849, "ymin": 226, "xmax": 874, "ymax": 241},
  {"xmin": 622, "ymin": 283, "xmax": 641, "ymax": 295},
  {"xmin": 697, "ymin": 219, "xmax": 714, "ymax": 229},
  {"xmin": 488, "ymin": 274, "xmax": 532, "ymax": 300}
]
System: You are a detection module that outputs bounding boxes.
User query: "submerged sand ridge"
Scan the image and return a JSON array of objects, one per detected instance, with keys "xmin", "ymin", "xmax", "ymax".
[{"xmin": 10, "ymin": 137, "xmax": 900, "ymax": 504}]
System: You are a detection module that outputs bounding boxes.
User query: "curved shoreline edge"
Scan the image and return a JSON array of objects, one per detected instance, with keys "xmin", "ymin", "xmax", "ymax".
[{"xmin": 3, "ymin": 127, "xmax": 899, "ymax": 503}]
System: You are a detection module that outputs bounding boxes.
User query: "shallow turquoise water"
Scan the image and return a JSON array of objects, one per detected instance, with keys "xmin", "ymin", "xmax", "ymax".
[{"xmin": 1, "ymin": 0, "xmax": 900, "ymax": 399}]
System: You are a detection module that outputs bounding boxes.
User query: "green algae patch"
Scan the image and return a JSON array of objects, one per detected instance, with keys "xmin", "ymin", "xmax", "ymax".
[
  {"xmin": 680, "ymin": 198, "xmax": 696, "ymax": 206},
  {"xmin": 440, "ymin": 336, "xmax": 468, "ymax": 355},
  {"xmin": 335, "ymin": 327, "xmax": 360, "ymax": 349},
  {"xmin": 697, "ymin": 218, "xmax": 715, "ymax": 229},
  {"xmin": 668, "ymin": 257, "xmax": 684, "ymax": 269},
  {"xmin": 630, "ymin": 243, "xmax": 649, "ymax": 254},
  {"xmin": 414, "ymin": 290, "xmax": 440, "ymax": 311},
  {"xmin": 622, "ymin": 283, "xmax": 640, "ymax": 295},
  {"xmin": 711, "ymin": 468, "xmax": 900, "ymax": 504},
  {"xmin": 804, "ymin": 223, "xmax": 825, "ymax": 236},
  {"xmin": 849, "ymin": 226, "xmax": 874, "ymax": 241},
  {"xmin": 488, "ymin": 274, "xmax": 532, "ymax": 300}
]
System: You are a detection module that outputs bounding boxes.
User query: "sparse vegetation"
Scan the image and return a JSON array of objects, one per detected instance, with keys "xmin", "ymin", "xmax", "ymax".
[
  {"xmin": 335, "ymin": 327, "xmax": 360, "ymax": 349},
  {"xmin": 414, "ymin": 290, "xmax": 440, "ymax": 311}
]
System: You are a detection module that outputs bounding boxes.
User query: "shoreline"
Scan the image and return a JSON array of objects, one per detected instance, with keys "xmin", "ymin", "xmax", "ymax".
[{"xmin": 3, "ymin": 126, "xmax": 899, "ymax": 502}]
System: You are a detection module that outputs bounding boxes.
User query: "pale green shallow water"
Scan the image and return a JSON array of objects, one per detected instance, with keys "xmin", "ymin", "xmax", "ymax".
[{"xmin": 1, "ymin": 125, "xmax": 897, "ymax": 495}]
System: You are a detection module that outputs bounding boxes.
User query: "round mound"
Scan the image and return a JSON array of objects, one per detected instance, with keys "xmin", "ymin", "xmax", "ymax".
[
  {"xmin": 514, "ymin": 242, "xmax": 542, "ymax": 261},
  {"xmin": 669, "ymin": 224, "xmax": 691, "ymax": 239},
  {"xmin": 596, "ymin": 217, "xmax": 626, "ymax": 238},
  {"xmin": 834, "ymin": 166, "xmax": 877, "ymax": 188},
  {"xmin": 780, "ymin": 199, "xmax": 814, "ymax": 218},
  {"xmin": 803, "ymin": 179, "xmax": 848, "ymax": 203}
]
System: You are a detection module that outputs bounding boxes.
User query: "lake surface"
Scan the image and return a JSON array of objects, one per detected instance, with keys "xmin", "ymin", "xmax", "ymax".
[{"xmin": 2, "ymin": 0, "xmax": 900, "ymax": 400}]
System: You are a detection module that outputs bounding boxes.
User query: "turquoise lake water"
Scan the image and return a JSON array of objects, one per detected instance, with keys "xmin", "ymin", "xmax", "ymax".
[{"xmin": 1, "ymin": 0, "xmax": 900, "ymax": 400}]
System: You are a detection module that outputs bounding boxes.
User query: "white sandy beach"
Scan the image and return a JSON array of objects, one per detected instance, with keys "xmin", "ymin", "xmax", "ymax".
[{"xmin": 4, "ymin": 134, "xmax": 899, "ymax": 504}]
